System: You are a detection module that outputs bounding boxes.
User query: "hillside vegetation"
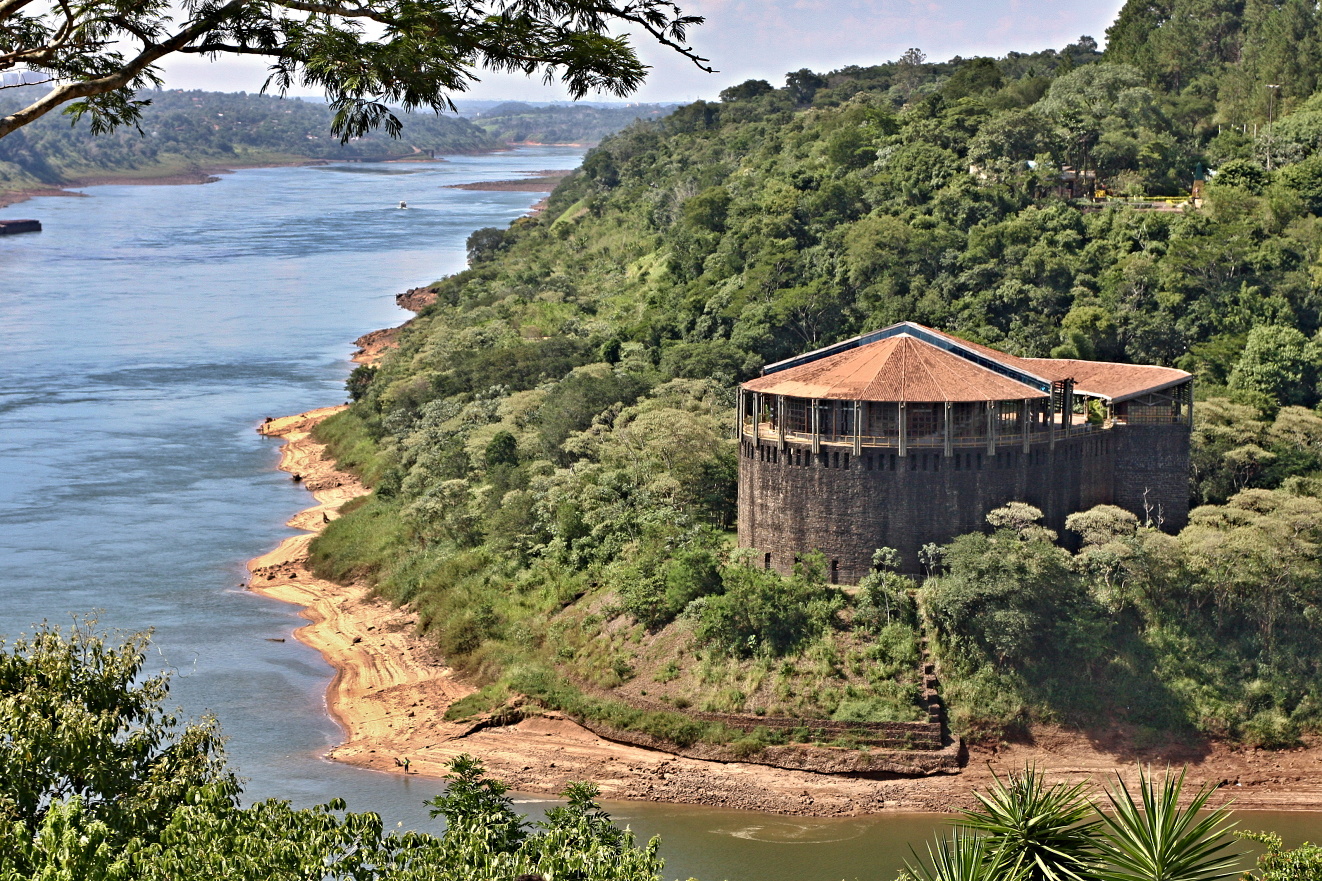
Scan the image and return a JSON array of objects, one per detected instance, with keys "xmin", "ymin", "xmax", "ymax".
[
  {"xmin": 0, "ymin": 90, "xmax": 495, "ymax": 190},
  {"xmin": 471, "ymin": 102, "xmax": 680, "ymax": 145},
  {"xmin": 310, "ymin": 8, "xmax": 1322, "ymax": 753}
]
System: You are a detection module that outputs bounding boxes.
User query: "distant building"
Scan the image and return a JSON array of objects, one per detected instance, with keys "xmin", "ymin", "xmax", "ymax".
[{"xmin": 736, "ymin": 322, "xmax": 1193, "ymax": 581}]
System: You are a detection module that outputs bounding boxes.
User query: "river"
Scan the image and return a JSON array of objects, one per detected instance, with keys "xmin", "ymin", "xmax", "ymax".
[{"xmin": 1, "ymin": 147, "xmax": 1321, "ymax": 881}]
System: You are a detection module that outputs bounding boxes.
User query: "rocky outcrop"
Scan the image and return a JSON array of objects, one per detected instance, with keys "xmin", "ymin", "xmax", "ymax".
[{"xmin": 396, "ymin": 286, "xmax": 438, "ymax": 312}]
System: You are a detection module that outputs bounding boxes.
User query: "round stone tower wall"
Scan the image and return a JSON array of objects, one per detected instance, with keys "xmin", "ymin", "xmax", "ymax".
[{"xmin": 737, "ymin": 432, "xmax": 1119, "ymax": 581}]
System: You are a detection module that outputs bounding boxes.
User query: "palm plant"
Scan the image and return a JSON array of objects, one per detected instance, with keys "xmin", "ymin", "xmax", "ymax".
[
  {"xmin": 958, "ymin": 766, "xmax": 1099, "ymax": 881},
  {"xmin": 1095, "ymin": 766, "xmax": 1243, "ymax": 881},
  {"xmin": 905, "ymin": 828, "xmax": 1027, "ymax": 881}
]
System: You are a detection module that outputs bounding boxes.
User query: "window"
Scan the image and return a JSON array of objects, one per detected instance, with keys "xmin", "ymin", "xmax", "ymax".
[
  {"xmin": 867, "ymin": 404, "xmax": 898, "ymax": 438},
  {"xmin": 786, "ymin": 397, "xmax": 809, "ymax": 433},
  {"xmin": 907, "ymin": 404, "xmax": 939, "ymax": 438}
]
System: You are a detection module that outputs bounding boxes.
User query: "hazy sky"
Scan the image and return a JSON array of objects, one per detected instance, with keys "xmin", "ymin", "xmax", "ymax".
[{"xmin": 158, "ymin": 0, "xmax": 1129, "ymax": 104}]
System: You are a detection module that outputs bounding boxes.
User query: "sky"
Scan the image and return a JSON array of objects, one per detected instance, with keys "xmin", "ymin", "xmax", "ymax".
[{"xmin": 157, "ymin": 0, "xmax": 1129, "ymax": 105}]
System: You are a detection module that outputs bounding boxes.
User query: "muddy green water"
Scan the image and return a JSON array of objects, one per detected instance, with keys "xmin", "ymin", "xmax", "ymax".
[{"xmin": 2, "ymin": 152, "xmax": 1321, "ymax": 880}]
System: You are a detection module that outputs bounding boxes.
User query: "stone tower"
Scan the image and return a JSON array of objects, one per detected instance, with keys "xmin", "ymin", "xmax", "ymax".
[{"xmin": 736, "ymin": 322, "xmax": 1193, "ymax": 580}]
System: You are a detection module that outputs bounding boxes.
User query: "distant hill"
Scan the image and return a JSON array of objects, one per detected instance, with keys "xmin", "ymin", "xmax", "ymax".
[
  {"xmin": 471, "ymin": 101, "xmax": 679, "ymax": 145},
  {"xmin": 0, "ymin": 89, "xmax": 497, "ymax": 190}
]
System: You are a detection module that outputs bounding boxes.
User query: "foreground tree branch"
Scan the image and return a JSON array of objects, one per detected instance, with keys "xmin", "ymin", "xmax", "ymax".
[{"xmin": 0, "ymin": 0, "xmax": 711, "ymax": 142}]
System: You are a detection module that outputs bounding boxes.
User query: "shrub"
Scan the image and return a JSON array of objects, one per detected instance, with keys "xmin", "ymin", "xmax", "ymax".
[{"xmin": 692, "ymin": 557, "xmax": 843, "ymax": 658}]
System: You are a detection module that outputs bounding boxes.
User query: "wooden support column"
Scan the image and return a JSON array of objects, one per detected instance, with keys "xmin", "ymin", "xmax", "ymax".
[
  {"xmin": 898, "ymin": 401, "xmax": 907, "ymax": 457},
  {"xmin": 1021, "ymin": 398, "xmax": 1030, "ymax": 453},
  {"xmin": 811, "ymin": 398, "xmax": 820, "ymax": 454},
  {"xmin": 853, "ymin": 401, "xmax": 863, "ymax": 455},
  {"xmin": 986, "ymin": 401, "xmax": 996, "ymax": 456},
  {"xmin": 777, "ymin": 395, "xmax": 786, "ymax": 449},
  {"xmin": 1063, "ymin": 381, "xmax": 1074, "ymax": 437},
  {"xmin": 735, "ymin": 388, "xmax": 745, "ymax": 440},
  {"xmin": 751, "ymin": 391, "xmax": 761, "ymax": 442},
  {"xmin": 943, "ymin": 401, "xmax": 953, "ymax": 457},
  {"xmin": 1186, "ymin": 381, "xmax": 1195, "ymax": 427}
]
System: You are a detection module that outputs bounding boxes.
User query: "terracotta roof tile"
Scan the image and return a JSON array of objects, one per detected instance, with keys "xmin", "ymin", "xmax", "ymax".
[
  {"xmin": 743, "ymin": 321, "xmax": 1193, "ymax": 404},
  {"xmin": 744, "ymin": 333, "xmax": 1050, "ymax": 403},
  {"xmin": 924, "ymin": 331, "xmax": 1073, "ymax": 381},
  {"xmin": 1023, "ymin": 358, "xmax": 1192, "ymax": 402}
]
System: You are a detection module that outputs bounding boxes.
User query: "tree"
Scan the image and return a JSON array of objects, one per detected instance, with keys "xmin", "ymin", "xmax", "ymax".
[
  {"xmin": 785, "ymin": 68, "xmax": 827, "ymax": 106},
  {"xmin": 0, "ymin": 618, "xmax": 236, "ymax": 876},
  {"xmin": 0, "ymin": 0, "xmax": 710, "ymax": 142},
  {"xmin": 718, "ymin": 79, "xmax": 773, "ymax": 103},
  {"xmin": 1228, "ymin": 325, "xmax": 1319, "ymax": 406},
  {"xmin": 0, "ymin": 622, "xmax": 670, "ymax": 881},
  {"xmin": 467, "ymin": 226, "xmax": 510, "ymax": 265},
  {"xmin": 1211, "ymin": 159, "xmax": 1270, "ymax": 194},
  {"xmin": 942, "ymin": 58, "xmax": 1004, "ymax": 100},
  {"xmin": 923, "ymin": 505, "xmax": 1095, "ymax": 671},
  {"xmin": 1036, "ymin": 63, "xmax": 1157, "ymax": 177}
]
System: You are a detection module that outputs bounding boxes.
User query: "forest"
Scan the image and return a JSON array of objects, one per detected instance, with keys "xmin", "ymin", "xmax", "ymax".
[
  {"xmin": 308, "ymin": 0, "xmax": 1322, "ymax": 755},
  {"xmin": 471, "ymin": 101, "xmax": 680, "ymax": 145},
  {"xmin": 0, "ymin": 91, "xmax": 669, "ymax": 192},
  {"xmin": 0, "ymin": 90, "xmax": 496, "ymax": 188}
]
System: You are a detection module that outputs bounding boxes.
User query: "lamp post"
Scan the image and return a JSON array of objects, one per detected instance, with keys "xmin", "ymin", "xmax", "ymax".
[{"xmin": 1267, "ymin": 83, "xmax": 1281, "ymax": 171}]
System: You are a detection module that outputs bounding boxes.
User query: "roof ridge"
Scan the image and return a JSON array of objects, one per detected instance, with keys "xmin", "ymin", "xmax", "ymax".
[{"xmin": 907, "ymin": 335, "xmax": 948, "ymax": 403}]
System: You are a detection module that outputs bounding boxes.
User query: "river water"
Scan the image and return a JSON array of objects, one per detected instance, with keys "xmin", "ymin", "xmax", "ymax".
[{"xmin": 1, "ymin": 147, "xmax": 1321, "ymax": 881}]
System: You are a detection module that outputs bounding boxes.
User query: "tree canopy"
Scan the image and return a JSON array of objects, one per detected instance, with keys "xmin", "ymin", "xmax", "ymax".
[
  {"xmin": 0, "ymin": 0, "xmax": 709, "ymax": 142},
  {"xmin": 0, "ymin": 620, "xmax": 670, "ymax": 881}
]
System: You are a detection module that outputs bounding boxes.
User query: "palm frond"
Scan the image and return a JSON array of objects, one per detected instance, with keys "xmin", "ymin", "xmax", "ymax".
[
  {"xmin": 905, "ymin": 827, "xmax": 1027, "ymax": 881},
  {"xmin": 1095, "ymin": 766, "xmax": 1244, "ymax": 881},
  {"xmin": 959, "ymin": 765, "xmax": 1099, "ymax": 881}
]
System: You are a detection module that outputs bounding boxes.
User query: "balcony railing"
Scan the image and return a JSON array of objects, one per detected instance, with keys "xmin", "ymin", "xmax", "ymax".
[{"xmin": 743, "ymin": 421, "xmax": 1071, "ymax": 449}]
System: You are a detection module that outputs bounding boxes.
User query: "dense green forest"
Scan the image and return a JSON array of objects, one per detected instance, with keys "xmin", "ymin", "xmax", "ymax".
[
  {"xmin": 0, "ymin": 90, "xmax": 496, "ymax": 189},
  {"xmin": 471, "ymin": 101, "xmax": 680, "ymax": 145},
  {"xmin": 310, "ymin": 5, "xmax": 1322, "ymax": 753}
]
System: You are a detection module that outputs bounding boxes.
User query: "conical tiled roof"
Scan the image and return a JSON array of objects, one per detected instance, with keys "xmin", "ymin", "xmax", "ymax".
[
  {"xmin": 741, "ymin": 322, "xmax": 1193, "ymax": 404},
  {"xmin": 743, "ymin": 332, "xmax": 1049, "ymax": 403}
]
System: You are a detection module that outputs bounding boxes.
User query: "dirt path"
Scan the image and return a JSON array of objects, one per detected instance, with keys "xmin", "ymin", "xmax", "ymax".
[{"xmin": 248, "ymin": 408, "xmax": 1322, "ymax": 815}]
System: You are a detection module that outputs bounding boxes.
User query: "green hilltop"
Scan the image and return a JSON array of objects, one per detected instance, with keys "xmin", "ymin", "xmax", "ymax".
[{"xmin": 312, "ymin": 5, "xmax": 1322, "ymax": 755}]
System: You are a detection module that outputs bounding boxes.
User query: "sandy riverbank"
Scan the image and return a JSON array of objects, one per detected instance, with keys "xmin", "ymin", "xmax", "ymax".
[
  {"xmin": 0, "ymin": 162, "xmax": 294, "ymax": 209},
  {"xmin": 0, "ymin": 154, "xmax": 456, "ymax": 210},
  {"xmin": 248, "ymin": 408, "xmax": 1322, "ymax": 815},
  {"xmin": 444, "ymin": 171, "xmax": 572, "ymax": 192}
]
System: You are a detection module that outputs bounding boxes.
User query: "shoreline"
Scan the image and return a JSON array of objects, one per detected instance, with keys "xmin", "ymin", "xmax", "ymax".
[
  {"xmin": 444, "ymin": 171, "xmax": 572, "ymax": 193},
  {"xmin": 0, "ymin": 158, "xmax": 320, "ymax": 209},
  {"xmin": 248, "ymin": 408, "xmax": 1322, "ymax": 816},
  {"xmin": 0, "ymin": 149, "xmax": 523, "ymax": 211}
]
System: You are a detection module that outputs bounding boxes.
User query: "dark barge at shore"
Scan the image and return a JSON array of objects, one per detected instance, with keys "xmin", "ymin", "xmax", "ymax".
[{"xmin": 0, "ymin": 219, "xmax": 41, "ymax": 235}]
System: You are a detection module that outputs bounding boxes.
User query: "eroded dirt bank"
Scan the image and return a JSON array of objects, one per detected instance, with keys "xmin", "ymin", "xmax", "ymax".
[{"xmin": 248, "ymin": 408, "xmax": 1322, "ymax": 816}]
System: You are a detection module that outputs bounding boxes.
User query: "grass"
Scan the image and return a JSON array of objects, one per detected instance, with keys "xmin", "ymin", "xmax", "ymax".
[
  {"xmin": 307, "ymin": 495, "xmax": 409, "ymax": 584},
  {"xmin": 312, "ymin": 408, "xmax": 390, "ymax": 486}
]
